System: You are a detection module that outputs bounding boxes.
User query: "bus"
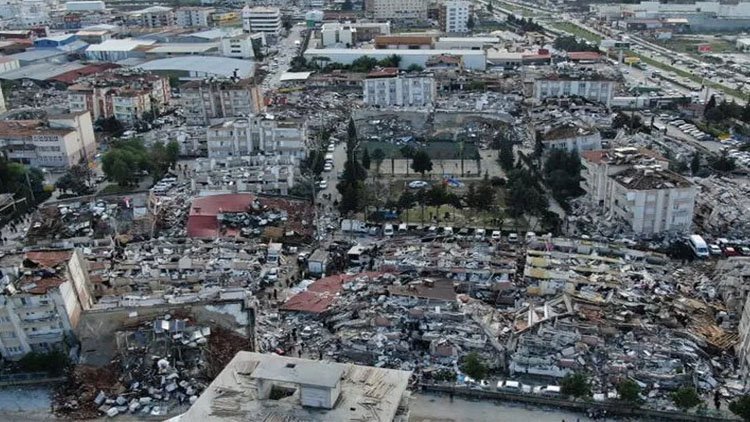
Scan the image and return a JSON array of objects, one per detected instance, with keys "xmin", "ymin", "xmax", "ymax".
[{"xmin": 688, "ymin": 235, "xmax": 709, "ymax": 258}]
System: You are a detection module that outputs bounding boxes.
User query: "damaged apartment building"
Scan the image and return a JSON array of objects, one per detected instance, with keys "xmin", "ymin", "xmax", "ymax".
[
  {"xmin": 0, "ymin": 249, "xmax": 94, "ymax": 359},
  {"xmin": 68, "ymin": 68, "xmax": 171, "ymax": 126},
  {"xmin": 180, "ymin": 77, "xmax": 265, "ymax": 126},
  {"xmin": 580, "ymin": 148, "xmax": 698, "ymax": 236},
  {"xmin": 206, "ymin": 116, "xmax": 307, "ymax": 160}
]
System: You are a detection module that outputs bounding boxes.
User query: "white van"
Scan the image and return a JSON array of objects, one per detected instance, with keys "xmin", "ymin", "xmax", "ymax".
[
  {"xmin": 398, "ymin": 223, "xmax": 407, "ymax": 233},
  {"xmin": 688, "ymin": 234, "xmax": 709, "ymax": 258},
  {"xmin": 383, "ymin": 224, "xmax": 394, "ymax": 236},
  {"xmin": 443, "ymin": 227, "xmax": 453, "ymax": 236},
  {"xmin": 474, "ymin": 228, "xmax": 486, "ymax": 240}
]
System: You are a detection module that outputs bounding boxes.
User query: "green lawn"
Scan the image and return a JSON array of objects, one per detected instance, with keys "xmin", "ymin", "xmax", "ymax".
[{"xmin": 550, "ymin": 22, "xmax": 603, "ymax": 43}]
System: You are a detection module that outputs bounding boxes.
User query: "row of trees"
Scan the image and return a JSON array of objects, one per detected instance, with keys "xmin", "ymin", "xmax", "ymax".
[
  {"xmin": 102, "ymin": 139, "xmax": 179, "ymax": 186},
  {"xmin": 506, "ymin": 14, "xmax": 543, "ymax": 32},
  {"xmin": 704, "ymin": 95, "xmax": 750, "ymax": 124},
  {"xmin": 553, "ymin": 35, "xmax": 599, "ymax": 53},
  {"xmin": 292, "ymin": 54, "xmax": 410, "ymax": 74},
  {"xmin": 543, "ymin": 149, "xmax": 583, "ymax": 211}
]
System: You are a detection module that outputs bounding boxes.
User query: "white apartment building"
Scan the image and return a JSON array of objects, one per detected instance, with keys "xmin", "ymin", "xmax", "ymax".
[
  {"xmin": 370, "ymin": 0, "xmax": 428, "ymax": 20},
  {"xmin": 220, "ymin": 33, "xmax": 265, "ymax": 59},
  {"xmin": 581, "ymin": 148, "xmax": 669, "ymax": 206},
  {"xmin": 112, "ymin": 91, "xmax": 152, "ymax": 125},
  {"xmin": 175, "ymin": 7, "xmax": 214, "ymax": 27},
  {"xmin": 20, "ymin": 0, "xmax": 52, "ymax": 25},
  {"xmin": 363, "ymin": 71, "xmax": 436, "ymax": 107},
  {"xmin": 206, "ymin": 117, "xmax": 306, "ymax": 159},
  {"xmin": 320, "ymin": 22, "xmax": 390, "ymax": 47},
  {"xmin": 180, "ymin": 78, "xmax": 265, "ymax": 125},
  {"xmin": 0, "ymin": 249, "xmax": 94, "ymax": 360},
  {"xmin": 0, "ymin": 111, "xmax": 96, "ymax": 168},
  {"xmin": 131, "ymin": 6, "xmax": 175, "ymax": 28},
  {"xmin": 539, "ymin": 124, "xmax": 602, "ymax": 153},
  {"xmin": 606, "ymin": 166, "xmax": 697, "ymax": 236},
  {"xmin": 442, "ymin": 0, "xmax": 471, "ymax": 33},
  {"xmin": 242, "ymin": 6, "xmax": 282, "ymax": 36},
  {"xmin": 533, "ymin": 76, "xmax": 615, "ymax": 107}
]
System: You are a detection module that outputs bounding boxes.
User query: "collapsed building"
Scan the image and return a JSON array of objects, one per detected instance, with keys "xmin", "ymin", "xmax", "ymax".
[{"xmin": 692, "ymin": 176, "xmax": 750, "ymax": 238}]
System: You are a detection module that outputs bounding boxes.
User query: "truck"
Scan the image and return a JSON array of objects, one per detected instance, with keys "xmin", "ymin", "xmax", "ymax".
[{"xmin": 341, "ymin": 219, "xmax": 368, "ymax": 233}]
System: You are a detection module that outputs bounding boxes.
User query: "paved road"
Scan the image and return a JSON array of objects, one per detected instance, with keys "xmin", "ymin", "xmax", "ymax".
[{"xmin": 261, "ymin": 24, "xmax": 304, "ymax": 92}]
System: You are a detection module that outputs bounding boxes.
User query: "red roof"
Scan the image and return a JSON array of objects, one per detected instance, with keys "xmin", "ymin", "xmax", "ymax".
[
  {"xmin": 26, "ymin": 250, "xmax": 72, "ymax": 268},
  {"xmin": 281, "ymin": 272, "xmax": 382, "ymax": 314},
  {"xmin": 367, "ymin": 67, "xmax": 398, "ymax": 78},
  {"xmin": 581, "ymin": 150, "xmax": 607, "ymax": 164},
  {"xmin": 187, "ymin": 193, "xmax": 255, "ymax": 238},
  {"xmin": 51, "ymin": 63, "xmax": 120, "ymax": 85},
  {"xmin": 19, "ymin": 275, "xmax": 65, "ymax": 294},
  {"xmin": 568, "ymin": 51, "xmax": 601, "ymax": 61}
]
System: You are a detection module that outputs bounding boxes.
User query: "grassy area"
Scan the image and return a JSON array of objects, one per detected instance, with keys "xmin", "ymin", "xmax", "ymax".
[
  {"xmin": 550, "ymin": 21, "xmax": 603, "ymax": 43},
  {"xmin": 363, "ymin": 141, "xmax": 480, "ymax": 160}
]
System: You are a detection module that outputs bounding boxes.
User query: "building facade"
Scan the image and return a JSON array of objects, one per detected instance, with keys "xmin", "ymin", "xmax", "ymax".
[
  {"xmin": 68, "ymin": 69, "xmax": 171, "ymax": 125},
  {"xmin": 606, "ymin": 166, "xmax": 697, "ymax": 235},
  {"xmin": 533, "ymin": 77, "xmax": 615, "ymax": 107},
  {"xmin": 241, "ymin": 6, "xmax": 282, "ymax": 36},
  {"xmin": 220, "ymin": 33, "xmax": 264, "ymax": 59},
  {"xmin": 180, "ymin": 78, "xmax": 265, "ymax": 125},
  {"xmin": 363, "ymin": 70, "xmax": 436, "ymax": 107},
  {"xmin": 539, "ymin": 125, "xmax": 602, "ymax": 152},
  {"xmin": 370, "ymin": 0, "xmax": 428, "ymax": 20},
  {"xmin": 0, "ymin": 249, "xmax": 94, "ymax": 360},
  {"xmin": 581, "ymin": 148, "xmax": 669, "ymax": 206},
  {"xmin": 440, "ymin": 0, "xmax": 471, "ymax": 33},
  {"xmin": 206, "ymin": 117, "xmax": 306, "ymax": 159},
  {"xmin": 175, "ymin": 7, "xmax": 214, "ymax": 27},
  {"xmin": 0, "ymin": 111, "xmax": 96, "ymax": 168}
]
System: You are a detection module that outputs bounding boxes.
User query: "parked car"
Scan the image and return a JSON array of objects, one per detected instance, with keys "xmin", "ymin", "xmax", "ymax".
[
  {"xmin": 318, "ymin": 180, "xmax": 328, "ymax": 189},
  {"xmin": 709, "ymin": 244, "xmax": 723, "ymax": 256},
  {"xmin": 408, "ymin": 180, "xmax": 429, "ymax": 189},
  {"xmin": 474, "ymin": 228, "xmax": 486, "ymax": 240},
  {"xmin": 508, "ymin": 233, "xmax": 519, "ymax": 243},
  {"xmin": 491, "ymin": 230, "xmax": 502, "ymax": 241}
]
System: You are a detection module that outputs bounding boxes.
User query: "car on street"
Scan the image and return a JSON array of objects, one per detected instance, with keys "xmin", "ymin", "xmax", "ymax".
[
  {"xmin": 491, "ymin": 230, "xmax": 502, "ymax": 241},
  {"xmin": 318, "ymin": 180, "xmax": 328, "ymax": 189},
  {"xmin": 324, "ymin": 163, "xmax": 333, "ymax": 172},
  {"xmin": 508, "ymin": 233, "xmax": 519, "ymax": 243},
  {"xmin": 408, "ymin": 180, "xmax": 429, "ymax": 189}
]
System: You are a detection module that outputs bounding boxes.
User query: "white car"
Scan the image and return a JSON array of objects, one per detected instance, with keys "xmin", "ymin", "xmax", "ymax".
[
  {"xmin": 266, "ymin": 268, "xmax": 278, "ymax": 281},
  {"xmin": 408, "ymin": 180, "xmax": 429, "ymax": 189},
  {"xmin": 508, "ymin": 233, "xmax": 519, "ymax": 243},
  {"xmin": 327, "ymin": 144, "xmax": 335, "ymax": 152},
  {"xmin": 323, "ymin": 163, "xmax": 333, "ymax": 172},
  {"xmin": 474, "ymin": 228, "xmax": 486, "ymax": 240},
  {"xmin": 491, "ymin": 230, "xmax": 502, "ymax": 240},
  {"xmin": 319, "ymin": 180, "xmax": 328, "ymax": 189}
]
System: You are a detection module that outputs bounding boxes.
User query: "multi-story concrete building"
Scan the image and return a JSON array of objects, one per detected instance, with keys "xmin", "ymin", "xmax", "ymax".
[
  {"xmin": 363, "ymin": 68, "xmax": 435, "ymax": 107},
  {"xmin": 538, "ymin": 123, "xmax": 602, "ymax": 153},
  {"xmin": 0, "ymin": 111, "xmax": 96, "ymax": 168},
  {"xmin": 320, "ymin": 22, "xmax": 390, "ymax": 47},
  {"xmin": 581, "ymin": 148, "xmax": 669, "ymax": 207},
  {"xmin": 180, "ymin": 78, "xmax": 265, "ymax": 125},
  {"xmin": 242, "ymin": 6, "xmax": 282, "ymax": 36},
  {"xmin": 0, "ymin": 249, "xmax": 93, "ymax": 360},
  {"xmin": 440, "ymin": 0, "xmax": 471, "ymax": 33},
  {"xmin": 206, "ymin": 117, "xmax": 306, "ymax": 159},
  {"xmin": 130, "ymin": 6, "xmax": 175, "ymax": 28},
  {"xmin": 68, "ymin": 69, "xmax": 171, "ymax": 125},
  {"xmin": 220, "ymin": 33, "xmax": 265, "ymax": 59},
  {"xmin": 605, "ymin": 166, "xmax": 697, "ymax": 236},
  {"xmin": 533, "ymin": 75, "xmax": 616, "ymax": 107},
  {"xmin": 175, "ymin": 7, "xmax": 214, "ymax": 27},
  {"xmin": 370, "ymin": 0, "xmax": 428, "ymax": 20}
]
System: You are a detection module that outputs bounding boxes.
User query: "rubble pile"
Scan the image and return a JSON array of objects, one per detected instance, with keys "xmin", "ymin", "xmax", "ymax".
[
  {"xmin": 54, "ymin": 364, "xmax": 122, "ymax": 419},
  {"xmin": 272, "ymin": 273, "xmax": 500, "ymax": 377},
  {"xmin": 692, "ymin": 176, "xmax": 750, "ymax": 237}
]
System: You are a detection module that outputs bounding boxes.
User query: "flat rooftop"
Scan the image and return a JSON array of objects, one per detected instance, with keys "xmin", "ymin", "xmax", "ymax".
[{"xmin": 177, "ymin": 351, "xmax": 411, "ymax": 421}]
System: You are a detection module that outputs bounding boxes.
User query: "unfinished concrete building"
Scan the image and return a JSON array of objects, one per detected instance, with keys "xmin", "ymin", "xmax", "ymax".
[{"xmin": 174, "ymin": 351, "xmax": 412, "ymax": 421}]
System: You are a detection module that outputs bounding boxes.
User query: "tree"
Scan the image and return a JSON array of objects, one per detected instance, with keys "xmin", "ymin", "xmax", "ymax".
[
  {"xmin": 411, "ymin": 150, "xmax": 433, "ymax": 176},
  {"xmin": 507, "ymin": 169, "xmax": 547, "ymax": 218},
  {"xmin": 498, "ymin": 138, "xmax": 514, "ymax": 171},
  {"xmin": 617, "ymin": 379, "xmax": 642, "ymax": 405},
  {"xmin": 467, "ymin": 15, "xmax": 475, "ymax": 30},
  {"xmin": 337, "ymin": 117, "xmax": 367, "ymax": 214},
  {"xmin": 166, "ymin": 140, "xmax": 180, "ymax": 167},
  {"xmin": 406, "ymin": 64, "xmax": 424, "ymax": 72},
  {"xmin": 710, "ymin": 152, "xmax": 736, "ymax": 172},
  {"xmin": 560, "ymin": 373, "xmax": 591, "ymax": 399},
  {"xmin": 672, "ymin": 387, "xmax": 702, "ymax": 411},
  {"xmin": 372, "ymin": 148, "xmax": 386, "ymax": 174},
  {"xmin": 487, "ymin": 1, "xmax": 493, "ymax": 13},
  {"xmin": 704, "ymin": 94, "xmax": 717, "ymax": 117},
  {"xmin": 691, "ymin": 152, "xmax": 702, "ymax": 175},
  {"xmin": 361, "ymin": 148, "xmax": 371, "ymax": 170},
  {"xmin": 460, "ymin": 352, "xmax": 488, "ymax": 381},
  {"xmin": 55, "ymin": 164, "xmax": 93, "ymax": 196},
  {"xmin": 544, "ymin": 149, "xmax": 583, "ymax": 210},
  {"xmin": 98, "ymin": 116, "xmax": 124, "ymax": 136},
  {"xmin": 101, "ymin": 139, "xmax": 151, "ymax": 186},
  {"xmin": 729, "ymin": 394, "xmax": 750, "ymax": 421},
  {"xmin": 342, "ymin": 0, "xmax": 353, "ymax": 10}
]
